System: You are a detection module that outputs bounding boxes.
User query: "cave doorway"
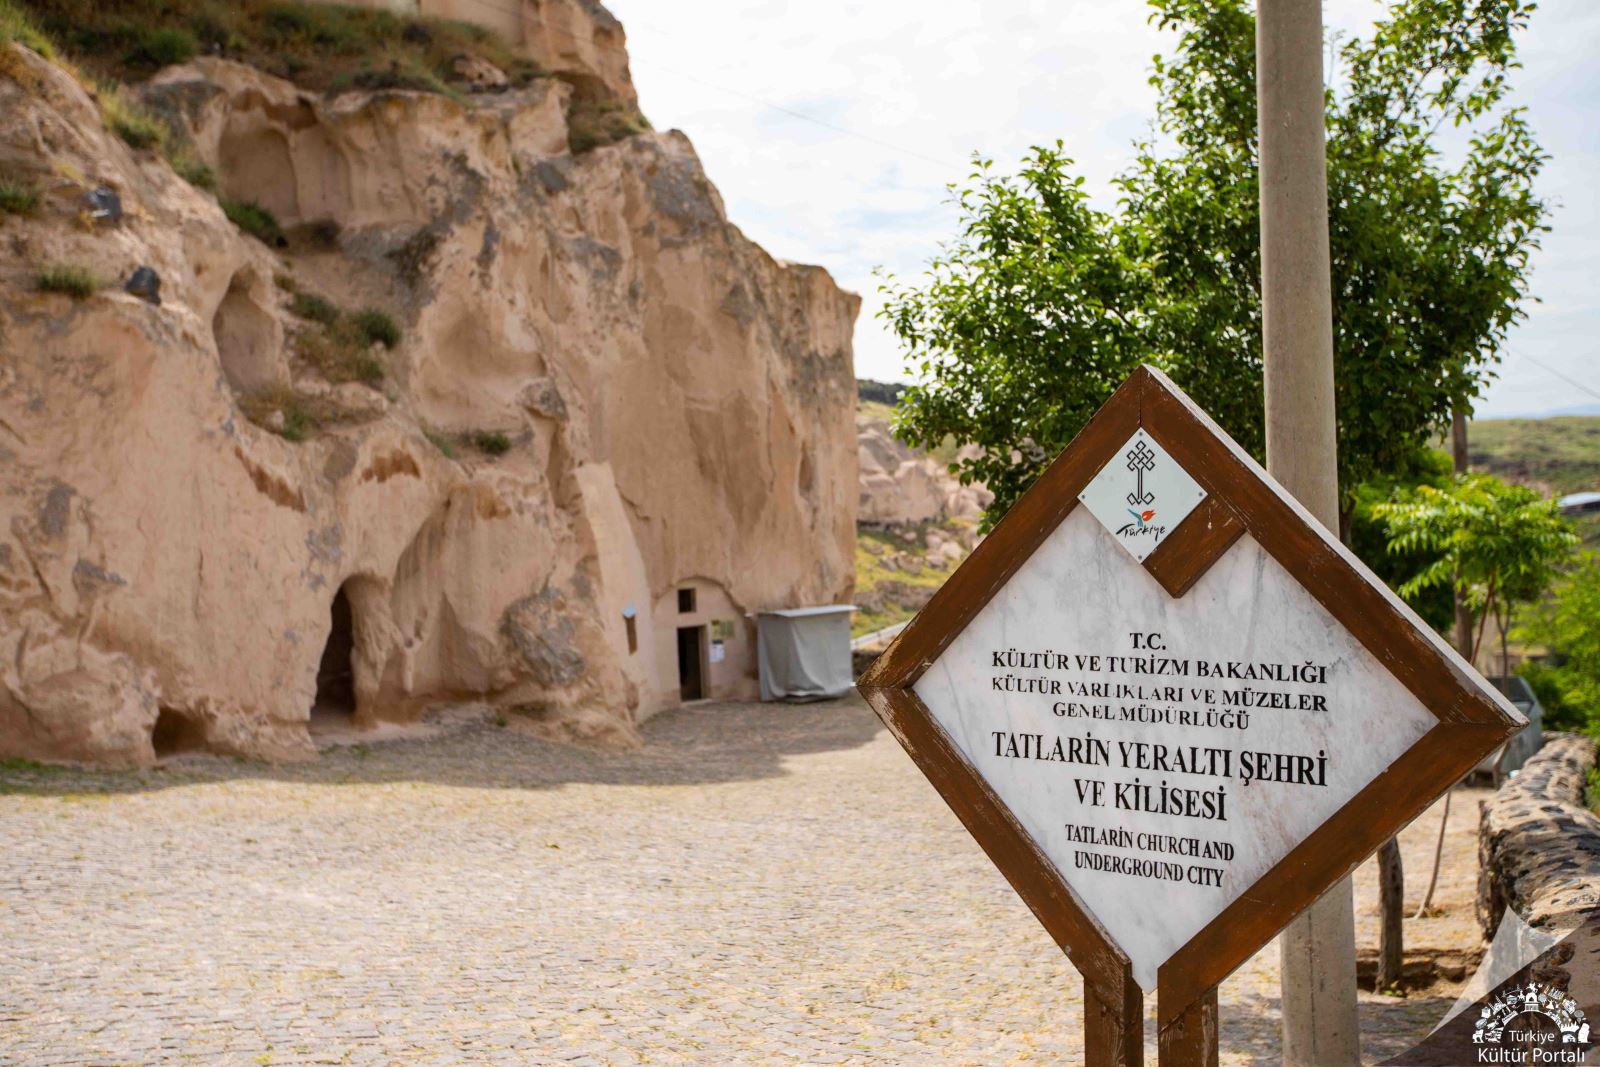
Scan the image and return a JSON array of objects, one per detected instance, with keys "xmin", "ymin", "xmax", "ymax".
[
  {"xmin": 311, "ymin": 584, "xmax": 357, "ymax": 729},
  {"xmin": 151, "ymin": 707, "xmax": 207, "ymax": 758},
  {"xmin": 677, "ymin": 625, "xmax": 705, "ymax": 702}
]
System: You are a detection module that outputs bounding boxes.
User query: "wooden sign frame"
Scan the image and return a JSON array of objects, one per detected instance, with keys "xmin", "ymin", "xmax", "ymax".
[{"xmin": 857, "ymin": 366, "xmax": 1523, "ymax": 1065}]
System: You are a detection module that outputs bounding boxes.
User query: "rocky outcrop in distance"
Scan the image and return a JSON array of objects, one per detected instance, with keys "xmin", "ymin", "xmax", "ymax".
[
  {"xmin": 0, "ymin": 20, "xmax": 857, "ymax": 766},
  {"xmin": 856, "ymin": 413, "xmax": 991, "ymax": 528}
]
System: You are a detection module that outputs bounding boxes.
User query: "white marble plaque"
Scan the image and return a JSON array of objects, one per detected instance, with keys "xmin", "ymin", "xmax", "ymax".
[
  {"xmin": 1077, "ymin": 429, "xmax": 1207, "ymax": 562},
  {"xmin": 912, "ymin": 506, "xmax": 1437, "ymax": 991}
]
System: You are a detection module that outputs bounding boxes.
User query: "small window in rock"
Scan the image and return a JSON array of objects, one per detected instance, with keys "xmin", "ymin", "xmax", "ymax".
[
  {"xmin": 624, "ymin": 612, "xmax": 638, "ymax": 654},
  {"xmin": 678, "ymin": 588, "xmax": 696, "ymax": 614}
]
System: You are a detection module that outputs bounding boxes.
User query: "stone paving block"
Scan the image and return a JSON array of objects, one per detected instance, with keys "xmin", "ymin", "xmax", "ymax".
[{"xmin": 0, "ymin": 697, "xmax": 1488, "ymax": 1065}]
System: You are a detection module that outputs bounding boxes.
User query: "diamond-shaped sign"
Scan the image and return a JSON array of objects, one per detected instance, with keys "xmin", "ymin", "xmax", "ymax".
[
  {"xmin": 1077, "ymin": 429, "xmax": 1207, "ymax": 562},
  {"xmin": 858, "ymin": 366, "xmax": 1523, "ymax": 1055}
]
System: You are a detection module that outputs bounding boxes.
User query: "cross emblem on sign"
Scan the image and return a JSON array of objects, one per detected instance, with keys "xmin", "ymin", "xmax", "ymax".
[{"xmin": 1126, "ymin": 439, "xmax": 1157, "ymax": 506}]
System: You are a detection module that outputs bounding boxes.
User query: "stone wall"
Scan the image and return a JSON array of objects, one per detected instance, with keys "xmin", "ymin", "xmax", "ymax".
[{"xmin": 1478, "ymin": 733, "xmax": 1600, "ymax": 936}]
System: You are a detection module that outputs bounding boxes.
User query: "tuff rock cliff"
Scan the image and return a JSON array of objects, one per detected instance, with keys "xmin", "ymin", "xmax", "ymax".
[{"xmin": 0, "ymin": 6, "xmax": 858, "ymax": 765}]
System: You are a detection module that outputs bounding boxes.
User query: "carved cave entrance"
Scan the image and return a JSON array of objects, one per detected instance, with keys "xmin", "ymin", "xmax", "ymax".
[
  {"xmin": 151, "ymin": 707, "xmax": 207, "ymax": 758},
  {"xmin": 677, "ymin": 625, "xmax": 705, "ymax": 702},
  {"xmin": 312, "ymin": 583, "xmax": 357, "ymax": 728}
]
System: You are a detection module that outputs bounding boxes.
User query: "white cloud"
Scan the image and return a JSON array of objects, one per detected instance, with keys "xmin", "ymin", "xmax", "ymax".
[{"xmin": 607, "ymin": 0, "xmax": 1600, "ymax": 419}]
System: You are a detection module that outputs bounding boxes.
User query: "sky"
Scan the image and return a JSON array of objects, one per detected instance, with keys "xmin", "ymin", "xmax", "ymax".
[{"xmin": 603, "ymin": 0, "xmax": 1600, "ymax": 420}]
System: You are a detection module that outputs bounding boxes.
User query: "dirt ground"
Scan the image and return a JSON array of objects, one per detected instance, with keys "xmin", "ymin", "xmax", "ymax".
[{"xmin": 0, "ymin": 696, "xmax": 1492, "ymax": 1065}]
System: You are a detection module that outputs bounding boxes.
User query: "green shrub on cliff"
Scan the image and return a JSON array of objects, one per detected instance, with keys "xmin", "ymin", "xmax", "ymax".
[{"xmin": 35, "ymin": 263, "xmax": 98, "ymax": 298}]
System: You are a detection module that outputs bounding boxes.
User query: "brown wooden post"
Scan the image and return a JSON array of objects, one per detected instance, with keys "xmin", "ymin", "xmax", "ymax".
[
  {"xmin": 1085, "ymin": 969, "xmax": 1144, "ymax": 1067},
  {"xmin": 1157, "ymin": 987, "xmax": 1218, "ymax": 1067},
  {"xmin": 1376, "ymin": 838, "xmax": 1405, "ymax": 989}
]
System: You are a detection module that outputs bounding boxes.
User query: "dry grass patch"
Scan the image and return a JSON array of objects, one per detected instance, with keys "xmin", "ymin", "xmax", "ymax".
[
  {"xmin": 0, "ymin": 174, "xmax": 41, "ymax": 215},
  {"xmin": 567, "ymin": 94, "xmax": 650, "ymax": 154},
  {"xmin": 35, "ymin": 263, "xmax": 97, "ymax": 298},
  {"xmin": 280, "ymin": 279, "xmax": 400, "ymax": 387},
  {"xmin": 13, "ymin": 0, "xmax": 544, "ymax": 96}
]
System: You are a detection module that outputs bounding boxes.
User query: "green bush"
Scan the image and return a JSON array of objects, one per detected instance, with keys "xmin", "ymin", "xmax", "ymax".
[
  {"xmin": 279, "ymin": 403, "xmax": 312, "ymax": 442},
  {"xmin": 1516, "ymin": 553, "xmax": 1600, "ymax": 738},
  {"xmin": 169, "ymin": 152, "xmax": 215, "ymax": 190},
  {"xmin": 35, "ymin": 264, "xmax": 98, "ymax": 299},
  {"xmin": 292, "ymin": 315, "xmax": 389, "ymax": 386},
  {"xmin": 124, "ymin": 25, "xmax": 196, "ymax": 69},
  {"xmin": 472, "ymin": 431, "xmax": 511, "ymax": 456},
  {"xmin": 289, "ymin": 290, "xmax": 340, "ymax": 326},
  {"xmin": 103, "ymin": 87, "xmax": 165, "ymax": 150},
  {"xmin": 567, "ymin": 96, "xmax": 651, "ymax": 154},
  {"xmin": 0, "ymin": 177, "xmax": 41, "ymax": 216},
  {"xmin": 424, "ymin": 429, "xmax": 456, "ymax": 459},
  {"xmin": 221, "ymin": 198, "xmax": 284, "ymax": 246},
  {"xmin": 353, "ymin": 308, "xmax": 400, "ymax": 348},
  {"xmin": 351, "ymin": 352, "xmax": 385, "ymax": 385},
  {"xmin": 337, "ymin": 60, "xmax": 451, "ymax": 97},
  {"xmin": 0, "ymin": 0, "xmax": 54, "ymax": 58}
]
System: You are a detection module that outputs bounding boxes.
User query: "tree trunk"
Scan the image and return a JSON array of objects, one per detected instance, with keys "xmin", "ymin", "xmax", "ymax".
[
  {"xmin": 1499, "ymin": 602, "xmax": 1512, "ymax": 681},
  {"xmin": 1411, "ymin": 406, "xmax": 1471, "ymax": 920},
  {"xmin": 1377, "ymin": 837, "xmax": 1405, "ymax": 991},
  {"xmin": 1452, "ymin": 410, "xmax": 1474, "ymax": 662},
  {"xmin": 1415, "ymin": 789, "xmax": 1451, "ymax": 917}
]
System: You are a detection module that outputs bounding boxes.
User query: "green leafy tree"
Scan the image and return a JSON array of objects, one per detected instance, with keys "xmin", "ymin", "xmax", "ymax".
[
  {"xmin": 1347, "ymin": 448, "xmax": 1456, "ymax": 631},
  {"xmin": 883, "ymin": 0, "xmax": 1547, "ymax": 529},
  {"xmin": 1373, "ymin": 474, "xmax": 1577, "ymax": 671},
  {"xmin": 1516, "ymin": 555, "xmax": 1600, "ymax": 736},
  {"xmin": 1372, "ymin": 472, "xmax": 1573, "ymax": 934}
]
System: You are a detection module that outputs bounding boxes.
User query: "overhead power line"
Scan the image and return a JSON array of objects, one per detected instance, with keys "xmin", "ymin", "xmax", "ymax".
[{"xmin": 1512, "ymin": 351, "xmax": 1600, "ymax": 406}]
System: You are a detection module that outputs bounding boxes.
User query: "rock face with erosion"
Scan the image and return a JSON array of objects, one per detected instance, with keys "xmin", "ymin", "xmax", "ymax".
[
  {"xmin": 0, "ymin": 28, "xmax": 857, "ymax": 765},
  {"xmin": 857, "ymin": 414, "xmax": 992, "ymax": 528}
]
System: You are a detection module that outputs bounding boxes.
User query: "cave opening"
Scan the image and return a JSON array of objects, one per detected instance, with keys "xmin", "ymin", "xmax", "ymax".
[
  {"xmin": 311, "ymin": 583, "xmax": 357, "ymax": 729},
  {"xmin": 151, "ymin": 707, "xmax": 207, "ymax": 758}
]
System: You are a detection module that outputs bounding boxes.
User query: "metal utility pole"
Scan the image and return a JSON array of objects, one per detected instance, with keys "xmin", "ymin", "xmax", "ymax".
[{"xmin": 1257, "ymin": 0, "xmax": 1362, "ymax": 1063}]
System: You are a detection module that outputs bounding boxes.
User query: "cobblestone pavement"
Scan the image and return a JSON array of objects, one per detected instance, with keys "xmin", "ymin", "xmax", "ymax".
[{"xmin": 0, "ymin": 696, "xmax": 1484, "ymax": 1065}]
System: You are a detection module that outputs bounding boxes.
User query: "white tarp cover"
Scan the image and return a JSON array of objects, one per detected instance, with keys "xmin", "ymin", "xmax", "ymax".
[{"xmin": 756, "ymin": 606, "xmax": 856, "ymax": 702}]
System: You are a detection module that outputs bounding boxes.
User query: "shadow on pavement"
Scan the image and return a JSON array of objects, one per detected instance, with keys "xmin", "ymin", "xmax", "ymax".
[
  {"xmin": 1219, "ymin": 989, "xmax": 1462, "ymax": 1066},
  {"xmin": 0, "ymin": 692, "xmax": 887, "ymax": 797}
]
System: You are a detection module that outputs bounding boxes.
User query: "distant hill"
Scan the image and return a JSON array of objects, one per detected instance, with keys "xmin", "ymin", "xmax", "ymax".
[
  {"xmin": 857, "ymin": 379, "xmax": 907, "ymax": 409},
  {"xmin": 1468, "ymin": 416, "xmax": 1600, "ymax": 497}
]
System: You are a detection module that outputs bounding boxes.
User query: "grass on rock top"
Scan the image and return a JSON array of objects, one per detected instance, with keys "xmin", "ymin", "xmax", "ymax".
[
  {"xmin": 6, "ymin": 0, "xmax": 650, "ymax": 153},
  {"xmin": 9, "ymin": 0, "xmax": 544, "ymax": 97}
]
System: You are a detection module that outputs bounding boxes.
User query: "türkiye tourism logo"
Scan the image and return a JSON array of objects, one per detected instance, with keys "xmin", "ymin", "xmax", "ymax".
[
  {"xmin": 1471, "ymin": 981, "xmax": 1591, "ymax": 1062},
  {"xmin": 1115, "ymin": 439, "xmax": 1167, "ymax": 542},
  {"xmin": 1076, "ymin": 428, "xmax": 1206, "ymax": 564}
]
